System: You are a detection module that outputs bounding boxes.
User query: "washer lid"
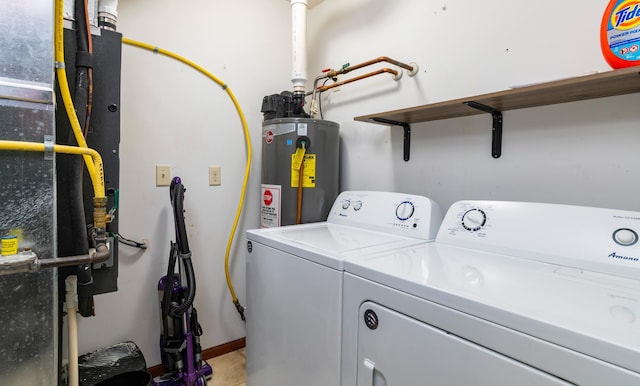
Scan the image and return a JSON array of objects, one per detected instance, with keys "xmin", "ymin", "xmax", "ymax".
[
  {"xmin": 344, "ymin": 243, "xmax": 640, "ymax": 374},
  {"xmin": 246, "ymin": 222, "xmax": 428, "ymax": 270}
]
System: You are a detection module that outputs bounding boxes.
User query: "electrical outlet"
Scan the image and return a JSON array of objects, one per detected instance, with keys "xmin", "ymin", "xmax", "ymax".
[
  {"xmin": 156, "ymin": 165, "xmax": 171, "ymax": 186},
  {"xmin": 209, "ymin": 166, "xmax": 221, "ymax": 186}
]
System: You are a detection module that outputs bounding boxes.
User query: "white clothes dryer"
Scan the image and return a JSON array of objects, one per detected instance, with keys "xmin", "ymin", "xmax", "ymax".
[
  {"xmin": 245, "ymin": 191, "xmax": 443, "ymax": 386},
  {"xmin": 342, "ymin": 201, "xmax": 640, "ymax": 386}
]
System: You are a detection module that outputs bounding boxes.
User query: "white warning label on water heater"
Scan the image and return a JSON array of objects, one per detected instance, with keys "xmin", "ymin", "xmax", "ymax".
[
  {"xmin": 297, "ymin": 122, "xmax": 308, "ymax": 136},
  {"xmin": 261, "ymin": 184, "xmax": 281, "ymax": 228}
]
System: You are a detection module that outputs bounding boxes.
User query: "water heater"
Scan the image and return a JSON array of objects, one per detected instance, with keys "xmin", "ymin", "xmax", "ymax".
[{"xmin": 261, "ymin": 117, "xmax": 339, "ymax": 227}]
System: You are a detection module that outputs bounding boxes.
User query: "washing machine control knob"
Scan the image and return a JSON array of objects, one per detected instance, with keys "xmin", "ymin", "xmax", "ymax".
[
  {"xmin": 396, "ymin": 201, "xmax": 415, "ymax": 221},
  {"xmin": 462, "ymin": 209, "xmax": 487, "ymax": 231},
  {"xmin": 342, "ymin": 200, "xmax": 351, "ymax": 210},
  {"xmin": 613, "ymin": 228, "xmax": 638, "ymax": 246},
  {"xmin": 353, "ymin": 201, "xmax": 363, "ymax": 211}
]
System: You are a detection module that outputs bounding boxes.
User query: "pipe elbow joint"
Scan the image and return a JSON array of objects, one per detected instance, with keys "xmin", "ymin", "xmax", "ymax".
[{"xmin": 91, "ymin": 243, "xmax": 111, "ymax": 265}]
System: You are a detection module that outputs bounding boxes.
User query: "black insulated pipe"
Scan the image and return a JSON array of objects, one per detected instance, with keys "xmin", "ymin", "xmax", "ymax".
[{"xmin": 71, "ymin": 0, "xmax": 96, "ymax": 317}]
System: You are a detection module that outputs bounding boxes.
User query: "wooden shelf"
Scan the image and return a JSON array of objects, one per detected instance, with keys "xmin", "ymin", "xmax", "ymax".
[
  {"xmin": 355, "ymin": 66, "xmax": 640, "ymax": 124},
  {"xmin": 354, "ymin": 66, "xmax": 640, "ymax": 160}
]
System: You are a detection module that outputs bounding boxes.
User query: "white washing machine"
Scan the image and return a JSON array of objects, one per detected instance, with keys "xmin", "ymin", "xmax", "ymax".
[
  {"xmin": 245, "ymin": 191, "xmax": 443, "ymax": 386},
  {"xmin": 342, "ymin": 201, "xmax": 640, "ymax": 386}
]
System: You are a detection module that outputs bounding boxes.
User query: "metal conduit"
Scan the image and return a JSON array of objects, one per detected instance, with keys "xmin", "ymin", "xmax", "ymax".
[{"xmin": 38, "ymin": 244, "xmax": 111, "ymax": 270}]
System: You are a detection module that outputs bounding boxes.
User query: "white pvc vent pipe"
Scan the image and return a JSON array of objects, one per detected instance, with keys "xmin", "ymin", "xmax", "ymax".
[
  {"xmin": 290, "ymin": 0, "xmax": 308, "ymax": 94},
  {"xmin": 286, "ymin": 0, "xmax": 325, "ymax": 93},
  {"xmin": 98, "ymin": 0, "xmax": 118, "ymax": 30},
  {"xmin": 65, "ymin": 275, "xmax": 79, "ymax": 386}
]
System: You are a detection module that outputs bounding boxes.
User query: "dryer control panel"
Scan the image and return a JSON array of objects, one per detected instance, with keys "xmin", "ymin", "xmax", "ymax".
[
  {"xmin": 437, "ymin": 200, "xmax": 640, "ymax": 280},
  {"xmin": 328, "ymin": 191, "xmax": 443, "ymax": 240}
]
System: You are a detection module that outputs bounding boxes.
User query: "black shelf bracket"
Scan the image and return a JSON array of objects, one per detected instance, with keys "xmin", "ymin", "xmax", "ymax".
[
  {"xmin": 371, "ymin": 117, "xmax": 411, "ymax": 161},
  {"xmin": 463, "ymin": 101, "xmax": 503, "ymax": 158}
]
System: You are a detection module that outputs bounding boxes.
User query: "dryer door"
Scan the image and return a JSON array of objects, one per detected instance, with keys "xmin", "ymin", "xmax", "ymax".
[{"xmin": 356, "ymin": 302, "xmax": 571, "ymax": 386}]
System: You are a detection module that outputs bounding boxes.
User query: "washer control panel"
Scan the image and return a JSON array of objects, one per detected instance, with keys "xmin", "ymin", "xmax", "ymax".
[
  {"xmin": 328, "ymin": 191, "xmax": 443, "ymax": 240},
  {"xmin": 396, "ymin": 201, "xmax": 415, "ymax": 221},
  {"xmin": 613, "ymin": 228, "xmax": 638, "ymax": 247},
  {"xmin": 461, "ymin": 208, "xmax": 487, "ymax": 231},
  {"xmin": 437, "ymin": 200, "xmax": 640, "ymax": 279}
]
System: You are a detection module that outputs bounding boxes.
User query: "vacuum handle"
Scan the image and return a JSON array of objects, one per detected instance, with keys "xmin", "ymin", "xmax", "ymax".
[{"xmin": 170, "ymin": 177, "xmax": 190, "ymax": 255}]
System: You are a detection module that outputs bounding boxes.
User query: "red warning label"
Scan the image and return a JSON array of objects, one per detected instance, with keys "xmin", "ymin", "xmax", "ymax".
[
  {"xmin": 260, "ymin": 184, "xmax": 281, "ymax": 228},
  {"xmin": 265, "ymin": 130, "xmax": 274, "ymax": 144},
  {"xmin": 263, "ymin": 189, "xmax": 273, "ymax": 206}
]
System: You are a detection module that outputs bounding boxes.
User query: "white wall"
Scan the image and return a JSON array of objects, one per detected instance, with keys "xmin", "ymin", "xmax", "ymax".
[
  {"xmin": 308, "ymin": 0, "xmax": 640, "ymax": 211},
  {"xmin": 78, "ymin": 0, "xmax": 640, "ymax": 368},
  {"xmin": 76, "ymin": 0, "xmax": 291, "ymax": 366}
]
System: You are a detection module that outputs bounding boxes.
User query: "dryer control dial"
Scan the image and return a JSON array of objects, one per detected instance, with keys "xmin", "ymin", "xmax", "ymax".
[
  {"xmin": 613, "ymin": 228, "xmax": 638, "ymax": 246},
  {"xmin": 462, "ymin": 209, "xmax": 487, "ymax": 231},
  {"xmin": 396, "ymin": 201, "xmax": 415, "ymax": 221}
]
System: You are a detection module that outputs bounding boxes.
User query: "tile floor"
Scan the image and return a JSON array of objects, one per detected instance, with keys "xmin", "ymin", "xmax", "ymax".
[{"xmin": 206, "ymin": 348, "xmax": 246, "ymax": 386}]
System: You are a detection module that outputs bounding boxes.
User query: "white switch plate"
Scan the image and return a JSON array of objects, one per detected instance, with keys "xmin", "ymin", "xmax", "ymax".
[
  {"xmin": 156, "ymin": 165, "xmax": 171, "ymax": 186},
  {"xmin": 209, "ymin": 166, "xmax": 221, "ymax": 186}
]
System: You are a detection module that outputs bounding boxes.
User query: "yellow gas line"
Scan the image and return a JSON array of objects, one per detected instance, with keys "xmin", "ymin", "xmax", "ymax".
[
  {"xmin": 121, "ymin": 37, "xmax": 252, "ymax": 315},
  {"xmin": 0, "ymin": 140, "xmax": 104, "ymax": 197},
  {"xmin": 54, "ymin": 0, "xmax": 105, "ymax": 199}
]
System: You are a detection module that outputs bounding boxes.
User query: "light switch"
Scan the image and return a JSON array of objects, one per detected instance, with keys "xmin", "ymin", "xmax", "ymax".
[
  {"xmin": 156, "ymin": 165, "xmax": 171, "ymax": 186},
  {"xmin": 209, "ymin": 166, "xmax": 221, "ymax": 186}
]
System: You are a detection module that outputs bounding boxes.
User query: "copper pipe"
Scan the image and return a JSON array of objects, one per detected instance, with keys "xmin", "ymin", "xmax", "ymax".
[
  {"xmin": 296, "ymin": 158, "xmax": 304, "ymax": 224},
  {"xmin": 336, "ymin": 56, "xmax": 414, "ymax": 75},
  {"xmin": 308, "ymin": 57, "xmax": 414, "ymax": 96},
  {"xmin": 308, "ymin": 56, "xmax": 415, "ymax": 116},
  {"xmin": 316, "ymin": 68, "xmax": 399, "ymax": 93}
]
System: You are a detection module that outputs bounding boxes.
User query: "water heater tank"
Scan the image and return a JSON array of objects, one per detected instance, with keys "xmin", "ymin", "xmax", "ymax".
[{"xmin": 261, "ymin": 117, "xmax": 339, "ymax": 227}]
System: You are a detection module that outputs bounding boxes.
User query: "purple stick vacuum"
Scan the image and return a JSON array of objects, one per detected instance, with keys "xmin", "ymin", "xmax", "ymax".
[{"xmin": 152, "ymin": 177, "xmax": 213, "ymax": 386}]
